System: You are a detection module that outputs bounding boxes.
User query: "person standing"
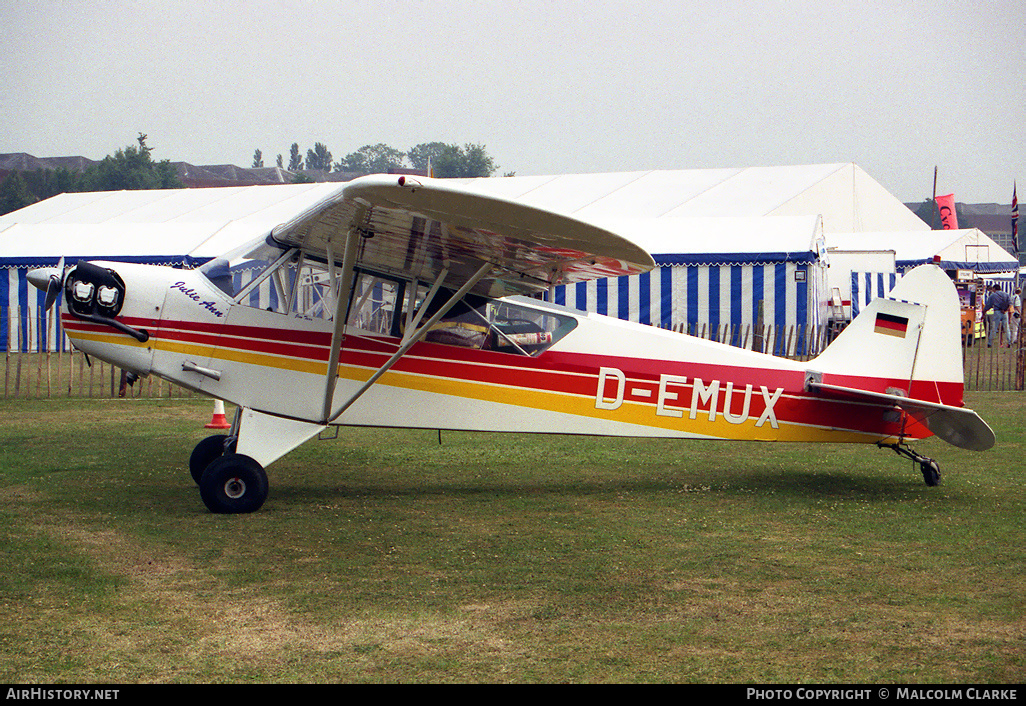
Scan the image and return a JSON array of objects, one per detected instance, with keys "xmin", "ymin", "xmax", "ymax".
[
  {"xmin": 984, "ymin": 285, "xmax": 1012, "ymax": 347},
  {"xmin": 1011, "ymin": 287, "xmax": 1022, "ymax": 346}
]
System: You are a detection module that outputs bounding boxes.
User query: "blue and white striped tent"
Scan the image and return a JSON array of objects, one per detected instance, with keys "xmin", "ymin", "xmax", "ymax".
[
  {"xmin": 850, "ymin": 271, "xmax": 901, "ymax": 318},
  {"xmin": 548, "ymin": 216, "xmax": 829, "ymax": 354}
]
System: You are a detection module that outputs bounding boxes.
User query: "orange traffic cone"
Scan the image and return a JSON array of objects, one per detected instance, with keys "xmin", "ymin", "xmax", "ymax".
[{"xmin": 205, "ymin": 399, "xmax": 231, "ymax": 429}]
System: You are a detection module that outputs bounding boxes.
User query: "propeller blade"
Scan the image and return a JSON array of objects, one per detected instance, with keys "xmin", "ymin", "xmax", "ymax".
[
  {"xmin": 40, "ymin": 258, "xmax": 65, "ymax": 311},
  {"xmin": 44, "ymin": 275, "xmax": 61, "ymax": 310}
]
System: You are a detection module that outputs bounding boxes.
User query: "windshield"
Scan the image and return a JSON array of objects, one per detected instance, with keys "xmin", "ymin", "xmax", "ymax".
[
  {"xmin": 200, "ymin": 236, "xmax": 336, "ymax": 318},
  {"xmin": 200, "ymin": 236, "xmax": 288, "ymax": 298}
]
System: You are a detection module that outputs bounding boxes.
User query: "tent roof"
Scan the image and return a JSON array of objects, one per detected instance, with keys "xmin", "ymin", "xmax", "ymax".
[
  {"xmin": 0, "ymin": 183, "xmax": 341, "ymax": 266},
  {"xmin": 451, "ymin": 163, "xmax": 927, "ymax": 234},
  {"xmin": 0, "ymin": 163, "xmax": 928, "ymax": 268},
  {"xmin": 826, "ymin": 229, "xmax": 1019, "ymax": 273}
]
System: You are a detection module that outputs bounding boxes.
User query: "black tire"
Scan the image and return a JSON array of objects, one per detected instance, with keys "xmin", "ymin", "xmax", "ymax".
[
  {"xmin": 199, "ymin": 453, "xmax": 268, "ymax": 514},
  {"xmin": 189, "ymin": 434, "xmax": 237, "ymax": 485},
  {"xmin": 920, "ymin": 459, "xmax": 941, "ymax": 487}
]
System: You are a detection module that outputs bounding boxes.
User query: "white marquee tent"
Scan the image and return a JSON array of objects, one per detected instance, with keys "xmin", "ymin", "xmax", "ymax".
[
  {"xmin": 0, "ymin": 163, "xmax": 934, "ymax": 353},
  {"xmin": 450, "ymin": 162, "xmax": 928, "ymax": 234},
  {"xmin": 448, "ymin": 163, "xmax": 927, "ymax": 352},
  {"xmin": 0, "ymin": 182, "xmax": 342, "ymax": 268},
  {"xmin": 0, "ymin": 183, "xmax": 341, "ymax": 351}
]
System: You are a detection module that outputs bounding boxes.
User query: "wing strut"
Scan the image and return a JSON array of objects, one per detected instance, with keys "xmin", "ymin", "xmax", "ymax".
[
  {"xmin": 324, "ymin": 260, "xmax": 494, "ymax": 424},
  {"xmin": 321, "ymin": 229, "xmax": 362, "ymax": 422}
]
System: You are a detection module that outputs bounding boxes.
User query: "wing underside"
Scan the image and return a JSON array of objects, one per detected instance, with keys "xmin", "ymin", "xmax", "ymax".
[{"xmin": 269, "ymin": 174, "xmax": 655, "ymax": 298}]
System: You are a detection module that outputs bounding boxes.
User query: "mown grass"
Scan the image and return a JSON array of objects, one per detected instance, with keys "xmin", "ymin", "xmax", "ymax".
[{"xmin": 0, "ymin": 394, "xmax": 1023, "ymax": 683}]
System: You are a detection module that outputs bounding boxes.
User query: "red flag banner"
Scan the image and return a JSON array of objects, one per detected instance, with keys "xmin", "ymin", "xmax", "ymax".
[
  {"xmin": 935, "ymin": 193, "xmax": 958, "ymax": 229},
  {"xmin": 1012, "ymin": 183, "xmax": 1018, "ymax": 255}
]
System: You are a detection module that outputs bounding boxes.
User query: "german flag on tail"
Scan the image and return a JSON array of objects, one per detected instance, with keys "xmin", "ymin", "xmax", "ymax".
[{"xmin": 874, "ymin": 312, "xmax": 909, "ymax": 338}]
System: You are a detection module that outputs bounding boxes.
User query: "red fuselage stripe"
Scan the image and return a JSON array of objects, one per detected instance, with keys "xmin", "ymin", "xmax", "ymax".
[{"xmin": 62, "ymin": 314, "xmax": 962, "ymax": 436}]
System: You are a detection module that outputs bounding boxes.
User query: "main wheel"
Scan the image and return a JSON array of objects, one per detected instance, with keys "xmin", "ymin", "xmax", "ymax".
[
  {"xmin": 189, "ymin": 434, "xmax": 237, "ymax": 485},
  {"xmin": 199, "ymin": 453, "xmax": 268, "ymax": 514}
]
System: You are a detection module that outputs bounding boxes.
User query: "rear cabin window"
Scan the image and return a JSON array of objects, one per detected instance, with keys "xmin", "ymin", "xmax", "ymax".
[{"xmin": 346, "ymin": 274, "xmax": 577, "ymax": 356}]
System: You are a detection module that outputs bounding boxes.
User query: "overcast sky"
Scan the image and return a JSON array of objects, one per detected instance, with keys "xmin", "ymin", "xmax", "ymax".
[{"xmin": 3, "ymin": 0, "xmax": 1024, "ymax": 203}]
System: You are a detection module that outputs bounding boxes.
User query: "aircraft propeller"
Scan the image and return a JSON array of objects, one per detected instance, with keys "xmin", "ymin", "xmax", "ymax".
[
  {"xmin": 26, "ymin": 257, "xmax": 66, "ymax": 311},
  {"xmin": 43, "ymin": 257, "xmax": 66, "ymax": 311}
]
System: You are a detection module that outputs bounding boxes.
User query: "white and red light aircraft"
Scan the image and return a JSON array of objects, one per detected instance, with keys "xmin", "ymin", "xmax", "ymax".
[{"xmin": 28, "ymin": 175, "xmax": 994, "ymax": 513}]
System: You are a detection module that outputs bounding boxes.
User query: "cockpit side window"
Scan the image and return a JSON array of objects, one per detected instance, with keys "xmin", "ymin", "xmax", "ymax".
[
  {"xmin": 345, "ymin": 271, "xmax": 405, "ymax": 336},
  {"xmin": 343, "ymin": 273, "xmax": 576, "ymax": 355},
  {"xmin": 411, "ymin": 286, "xmax": 576, "ymax": 356},
  {"xmin": 200, "ymin": 239, "xmax": 578, "ymax": 353}
]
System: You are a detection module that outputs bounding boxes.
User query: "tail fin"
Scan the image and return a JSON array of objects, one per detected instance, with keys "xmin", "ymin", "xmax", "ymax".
[
  {"xmin": 810, "ymin": 265, "xmax": 994, "ymax": 451},
  {"xmin": 813, "ymin": 264, "xmax": 963, "ymax": 398}
]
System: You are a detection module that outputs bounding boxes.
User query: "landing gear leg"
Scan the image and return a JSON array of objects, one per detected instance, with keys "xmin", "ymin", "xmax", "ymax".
[
  {"xmin": 187, "ymin": 406, "xmax": 323, "ymax": 514},
  {"xmin": 878, "ymin": 441, "xmax": 941, "ymax": 486}
]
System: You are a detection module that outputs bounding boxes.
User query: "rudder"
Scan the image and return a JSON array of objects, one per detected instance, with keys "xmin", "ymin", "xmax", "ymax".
[{"xmin": 813, "ymin": 265, "xmax": 964, "ymax": 405}]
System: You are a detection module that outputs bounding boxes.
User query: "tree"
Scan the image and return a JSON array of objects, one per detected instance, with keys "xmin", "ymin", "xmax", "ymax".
[
  {"xmin": 407, "ymin": 141, "xmax": 451, "ymax": 173},
  {"xmin": 23, "ymin": 167, "xmax": 83, "ymax": 201},
  {"xmin": 334, "ymin": 143, "xmax": 406, "ymax": 174},
  {"xmin": 80, "ymin": 133, "xmax": 182, "ymax": 191},
  {"xmin": 0, "ymin": 172, "xmax": 37, "ymax": 215},
  {"xmin": 287, "ymin": 143, "xmax": 303, "ymax": 171},
  {"xmin": 457, "ymin": 143, "xmax": 497, "ymax": 178},
  {"xmin": 252, "ymin": 149, "xmax": 264, "ymax": 168},
  {"xmin": 408, "ymin": 142, "xmax": 497, "ymax": 178},
  {"xmin": 305, "ymin": 142, "xmax": 333, "ymax": 172}
]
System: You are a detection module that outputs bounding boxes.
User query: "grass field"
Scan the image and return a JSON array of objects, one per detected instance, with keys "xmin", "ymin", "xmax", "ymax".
[{"xmin": 0, "ymin": 394, "xmax": 1023, "ymax": 683}]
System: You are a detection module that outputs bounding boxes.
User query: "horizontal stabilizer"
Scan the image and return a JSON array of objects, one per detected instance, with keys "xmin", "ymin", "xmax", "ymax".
[{"xmin": 808, "ymin": 382, "xmax": 995, "ymax": 451}]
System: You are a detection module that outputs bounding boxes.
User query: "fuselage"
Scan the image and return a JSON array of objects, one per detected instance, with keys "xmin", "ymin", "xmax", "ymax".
[{"xmin": 57, "ymin": 261, "xmax": 936, "ymax": 447}]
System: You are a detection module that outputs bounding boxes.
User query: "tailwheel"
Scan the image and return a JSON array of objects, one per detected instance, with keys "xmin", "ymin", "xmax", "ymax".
[
  {"xmin": 199, "ymin": 453, "xmax": 269, "ymax": 514},
  {"xmin": 878, "ymin": 441, "xmax": 941, "ymax": 487},
  {"xmin": 919, "ymin": 459, "xmax": 941, "ymax": 487}
]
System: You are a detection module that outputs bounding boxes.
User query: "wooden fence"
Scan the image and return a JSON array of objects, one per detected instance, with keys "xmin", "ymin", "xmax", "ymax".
[
  {"xmin": 3, "ymin": 350, "xmax": 196, "ymax": 399},
  {"xmin": 2, "ymin": 307, "xmax": 1023, "ymax": 398},
  {"xmin": 962, "ymin": 338, "xmax": 1025, "ymax": 392},
  {"xmin": 2, "ymin": 306, "xmax": 194, "ymax": 399}
]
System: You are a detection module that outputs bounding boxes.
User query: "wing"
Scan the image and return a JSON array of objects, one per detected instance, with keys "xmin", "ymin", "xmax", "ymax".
[{"xmin": 269, "ymin": 174, "xmax": 655, "ymax": 297}]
